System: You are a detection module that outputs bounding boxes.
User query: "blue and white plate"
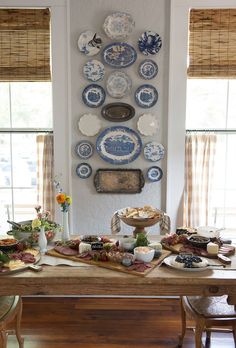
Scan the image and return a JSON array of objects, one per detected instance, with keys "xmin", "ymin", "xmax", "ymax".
[
  {"xmin": 75, "ymin": 141, "xmax": 94, "ymax": 159},
  {"xmin": 135, "ymin": 84, "xmax": 158, "ymax": 108},
  {"xmin": 139, "ymin": 59, "xmax": 158, "ymax": 79},
  {"xmin": 103, "ymin": 12, "xmax": 135, "ymax": 39},
  {"xmin": 144, "ymin": 142, "xmax": 165, "ymax": 162},
  {"xmin": 106, "ymin": 71, "xmax": 132, "ymax": 98},
  {"xmin": 78, "ymin": 31, "xmax": 102, "ymax": 56},
  {"xmin": 76, "ymin": 163, "xmax": 92, "ymax": 179},
  {"xmin": 147, "ymin": 166, "xmax": 163, "ymax": 182},
  {"xmin": 96, "ymin": 126, "xmax": 142, "ymax": 165},
  {"xmin": 82, "ymin": 84, "xmax": 106, "ymax": 108},
  {"xmin": 83, "ymin": 60, "xmax": 105, "ymax": 82},
  {"xmin": 102, "ymin": 42, "xmax": 137, "ymax": 68},
  {"xmin": 138, "ymin": 31, "xmax": 162, "ymax": 55}
]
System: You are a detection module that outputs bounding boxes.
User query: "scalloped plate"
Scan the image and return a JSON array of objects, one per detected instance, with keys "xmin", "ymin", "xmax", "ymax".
[
  {"xmin": 106, "ymin": 71, "xmax": 132, "ymax": 98},
  {"xmin": 103, "ymin": 12, "xmax": 135, "ymax": 39}
]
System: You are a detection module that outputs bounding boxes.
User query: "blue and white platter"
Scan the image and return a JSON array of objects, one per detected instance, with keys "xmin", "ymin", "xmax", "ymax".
[
  {"xmin": 139, "ymin": 59, "xmax": 158, "ymax": 80},
  {"xmin": 135, "ymin": 84, "xmax": 158, "ymax": 108},
  {"xmin": 75, "ymin": 141, "xmax": 94, "ymax": 159},
  {"xmin": 78, "ymin": 31, "xmax": 102, "ymax": 56},
  {"xmin": 82, "ymin": 84, "xmax": 106, "ymax": 108},
  {"xmin": 106, "ymin": 71, "xmax": 132, "ymax": 98},
  {"xmin": 83, "ymin": 60, "xmax": 105, "ymax": 82},
  {"xmin": 147, "ymin": 166, "xmax": 163, "ymax": 182},
  {"xmin": 144, "ymin": 142, "xmax": 165, "ymax": 162},
  {"xmin": 96, "ymin": 126, "xmax": 142, "ymax": 165},
  {"xmin": 102, "ymin": 42, "xmax": 137, "ymax": 68},
  {"xmin": 76, "ymin": 163, "xmax": 92, "ymax": 179},
  {"xmin": 103, "ymin": 12, "xmax": 135, "ymax": 39},
  {"xmin": 138, "ymin": 31, "xmax": 162, "ymax": 55}
]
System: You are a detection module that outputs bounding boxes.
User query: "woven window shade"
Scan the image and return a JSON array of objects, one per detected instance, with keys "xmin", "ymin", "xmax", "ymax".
[
  {"xmin": 188, "ymin": 8, "xmax": 236, "ymax": 78},
  {"xmin": 0, "ymin": 8, "xmax": 51, "ymax": 81}
]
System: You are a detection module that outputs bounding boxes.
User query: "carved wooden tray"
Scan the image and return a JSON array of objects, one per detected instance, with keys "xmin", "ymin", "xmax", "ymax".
[{"xmin": 101, "ymin": 103, "xmax": 135, "ymax": 122}]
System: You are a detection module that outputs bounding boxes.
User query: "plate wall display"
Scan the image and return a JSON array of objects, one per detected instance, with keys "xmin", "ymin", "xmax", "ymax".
[
  {"xmin": 103, "ymin": 12, "xmax": 135, "ymax": 39},
  {"xmin": 76, "ymin": 163, "xmax": 92, "ymax": 179},
  {"xmin": 106, "ymin": 71, "xmax": 132, "ymax": 98},
  {"xmin": 82, "ymin": 84, "xmax": 106, "ymax": 108},
  {"xmin": 78, "ymin": 114, "xmax": 102, "ymax": 136},
  {"xmin": 102, "ymin": 42, "xmax": 137, "ymax": 68},
  {"xmin": 101, "ymin": 103, "xmax": 135, "ymax": 122},
  {"xmin": 137, "ymin": 114, "xmax": 158, "ymax": 136},
  {"xmin": 75, "ymin": 141, "xmax": 94, "ymax": 159},
  {"xmin": 139, "ymin": 59, "xmax": 158, "ymax": 79},
  {"xmin": 96, "ymin": 126, "xmax": 142, "ymax": 165},
  {"xmin": 83, "ymin": 60, "xmax": 105, "ymax": 82},
  {"xmin": 135, "ymin": 84, "xmax": 158, "ymax": 108},
  {"xmin": 138, "ymin": 31, "xmax": 162, "ymax": 55},
  {"xmin": 144, "ymin": 142, "xmax": 165, "ymax": 162},
  {"xmin": 147, "ymin": 166, "xmax": 163, "ymax": 182},
  {"xmin": 78, "ymin": 31, "xmax": 102, "ymax": 56}
]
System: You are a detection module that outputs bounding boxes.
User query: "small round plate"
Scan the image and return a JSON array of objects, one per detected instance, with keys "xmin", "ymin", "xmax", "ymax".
[
  {"xmin": 103, "ymin": 12, "xmax": 135, "ymax": 39},
  {"xmin": 144, "ymin": 142, "xmax": 165, "ymax": 162},
  {"xmin": 138, "ymin": 31, "xmax": 162, "ymax": 55},
  {"xmin": 147, "ymin": 166, "xmax": 163, "ymax": 182},
  {"xmin": 83, "ymin": 60, "xmax": 105, "ymax": 82},
  {"xmin": 78, "ymin": 31, "xmax": 102, "ymax": 56},
  {"xmin": 137, "ymin": 114, "xmax": 158, "ymax": 136},
  {"xmin": 76, "ymin": 163, "xmax": 92, "ymax": 179},
  {"xmin": 75, "ymin": 141, "xmax": 94, "ymax": 159},
  {"xmin": 82, "ymin": 84, "xmax": 106, "ymax": 108},
  {"xmin": 106, "ymin": 71, "xmax": 132, "ymax": 98},
  {"xmin": 139, "ymin": 59, "xmax": 158, "ymax": 79},
  {"xmin": 135, "ymin": 84, "xmax": 158, "ymax": 108},
  {"xmin": 164, "ymin": 255, "xmax": 210, "ymax": 272},
  {"xmin": 78, "ymin": 114, "xmax": 101, "ymax": 136}
]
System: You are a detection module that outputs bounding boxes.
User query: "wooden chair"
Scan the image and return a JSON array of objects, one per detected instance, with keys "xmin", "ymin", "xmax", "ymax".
[
  {"xmin": 178, "ymin": 295, "xmax": 236, "ymax": 348},
  {"xmin": 0, "ymin": 296, "xmax": 24, "ymax": 348}
]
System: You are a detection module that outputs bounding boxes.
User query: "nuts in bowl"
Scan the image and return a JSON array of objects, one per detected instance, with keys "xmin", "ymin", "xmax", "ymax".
[
  {"xmin": 187, "ymin": 235, "xmax": 210, "ymax": 249},
  {"xmin": 134, "ymin": 246, "xmax": 155, "ymax": 263}
]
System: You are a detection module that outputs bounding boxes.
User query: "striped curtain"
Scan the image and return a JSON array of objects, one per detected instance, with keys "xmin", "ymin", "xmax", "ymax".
[
  {"xmin": 36, "ymin": 134, "xmax": 55, "ymax": 219},
  {"xmin": 183, "ymin": 133, "xmax": 217, "ymax": 227}
]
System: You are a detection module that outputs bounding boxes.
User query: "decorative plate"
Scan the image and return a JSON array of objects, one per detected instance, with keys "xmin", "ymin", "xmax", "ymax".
[
  {"xmin": 103, "ymin": 12, "xmax": 135, "ymax": 39},
  {"xmin": 135, "ymin": 84, "xmax": 158, "ymax": 108},
  {"xmin": 106, "ymin": 71, "xmax": 132, "ymax": 98},
  {"xmin": 82, "ymin": 84, "xmax": 106, "ymax": 108},
  {"xmin": 76, "ymin": 163, "xmax": 92, "ymax": 179},
  {"xmin": 144, "ymin": 142, "xmax": 165, "ymax": 162},
  {"xmin": 78, "ymin": 114, "xmax": 102, "ymax": 136},
  {"xmin": 139, "ymin": 59, "xmax": 158, "ymax": 79},
  {"xmin": 102, "ymin": 42, "xmax": 137, "ymax": 68},
  {"xmin": 101, "ymin": 103, "xmax": 135, "ymax": 122},
  {"xmin": 137, "ymin": 114, "xmax": 159, "ymax": 136},
  {"xmin": 96, "ymin": 126, "xmax": 142, "ymax": 165},
  {"xmin": 138, "ymin": 31, "xmax": 162, "ymax": 55},
  {"xmin": 164, "ymin": 255, "xmax": 210, "ymax": 272},
  {"xmin": 78, "ymin": 31, "xmax": 102, "ymax": 56},
  {"xmin": 83, "ymin": 60, "xmax": 105, "ymax": 82},
  {"xmin": 147, "ymin": 166, "xmax": 163, "ymax": 182},
  {"xmin": 75, "ymin": 141, "xmax": 94, "ymax": 159}
]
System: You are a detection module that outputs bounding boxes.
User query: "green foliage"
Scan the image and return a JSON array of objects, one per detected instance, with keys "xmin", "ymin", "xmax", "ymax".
[{"xmin": 135, "ymin": 233, "xmax": 149, "ymax": 247}]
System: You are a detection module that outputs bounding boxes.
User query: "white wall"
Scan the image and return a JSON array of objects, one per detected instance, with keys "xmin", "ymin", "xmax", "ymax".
[{"xmin": 68, "ymin": 0, "xmax": 170, "ymax": 235}]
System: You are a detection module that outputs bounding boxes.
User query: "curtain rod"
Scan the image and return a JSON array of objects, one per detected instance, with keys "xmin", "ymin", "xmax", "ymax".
[
  {"xmin": 186, "ymin": 129, "xmax": 236, "ymax": 134},
  {"xmin": 0, "ymin": 129, "xmax": 53, "ymax": 134}
]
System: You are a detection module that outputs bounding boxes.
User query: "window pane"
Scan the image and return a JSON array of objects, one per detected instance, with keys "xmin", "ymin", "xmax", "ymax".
[
  {"xmin": 227, "ymin": 80, "xmax": 236, "ymax": 128},
  {"xmin": 0, "ymin": 189, "xmax": 12, "ymax": 235},
  {"xmin": 0, "ymin": 83, "xmax": 10, "ymax": 127},
  {"xmin": 0, "ymin": 134, "xmax": 11, "ymax": 187},
  {"xmin": 14, "ymin": 188, "xmax": 37, "ymax": 222}
]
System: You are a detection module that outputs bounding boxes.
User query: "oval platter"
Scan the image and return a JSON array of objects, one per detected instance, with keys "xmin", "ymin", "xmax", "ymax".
[
  {"xmin": 102, "ymin": 42, "xmax": 137, "ymax": 68},
  {"xmin": 96, "ymin": 126, "xmax": 142, "ymax": 165},
  {"xmin": 103, "ymin": 12, "xmax": 135, "ymax": 39},
  {"xmin": 101, "ymin": 103, "xmax": 135, "ymax": 122}
]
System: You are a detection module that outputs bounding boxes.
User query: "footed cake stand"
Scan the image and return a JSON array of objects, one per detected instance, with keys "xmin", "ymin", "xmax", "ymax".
[{"xmin": 119, "ymin": 215, "xmax": 162, "ymax": 237}]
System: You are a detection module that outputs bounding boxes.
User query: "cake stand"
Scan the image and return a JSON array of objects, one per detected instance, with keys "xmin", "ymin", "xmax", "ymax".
[{"xmin": 119, "ymin": 215, "xmax": 162, "ymax": 237}]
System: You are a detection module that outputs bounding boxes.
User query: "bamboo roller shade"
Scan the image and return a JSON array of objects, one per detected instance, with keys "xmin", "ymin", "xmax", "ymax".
[
  {"xmin": 0, "ymin": 8, "xmax": 51, "ymax": 81},
  {"xmin": 188, "ymin": 9, "xmax": 236, "ymax": 78}
]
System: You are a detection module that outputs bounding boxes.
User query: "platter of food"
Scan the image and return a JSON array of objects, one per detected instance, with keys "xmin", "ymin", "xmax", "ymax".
[{"xmin": 164, "ymin": 254, "xmax": 211, "ymax": 272}]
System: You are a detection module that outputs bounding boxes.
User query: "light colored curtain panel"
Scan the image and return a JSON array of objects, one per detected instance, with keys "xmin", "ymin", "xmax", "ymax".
[
  {"xmin": 36, "ymin": 134, "xmax": 55, "ymax": 219},
  {"xmin": 183, "ymin": 133, "xmax": 217, "ymax": 227}
]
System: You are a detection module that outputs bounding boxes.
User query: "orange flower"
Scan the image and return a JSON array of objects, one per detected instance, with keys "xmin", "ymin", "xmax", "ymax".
[{"xmin": 56, "ymin": 193, "xmax": 66, "ymax": 204}]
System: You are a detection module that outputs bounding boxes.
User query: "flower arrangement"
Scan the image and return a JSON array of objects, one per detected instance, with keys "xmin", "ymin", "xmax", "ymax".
[
  {"xmin": 31, "ymin": 205, "xmax": 53, "ymax": 230},
  {"xmin": 54, "ymin": 177, "xmax": 72, "ymax": 212}
]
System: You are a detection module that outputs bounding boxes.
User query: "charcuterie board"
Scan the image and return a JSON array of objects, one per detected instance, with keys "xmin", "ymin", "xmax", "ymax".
[
  {"xmin": 46, "ymin": 249, "xmax": 171, "ymax": 277},
  {"xmin": 0, "ymin": 249, "xmax": 41, "ymax": 275}
]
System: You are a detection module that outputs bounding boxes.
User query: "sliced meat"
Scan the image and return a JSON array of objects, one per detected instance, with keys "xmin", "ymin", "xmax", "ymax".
[{"xmin": 54, "ymin": 246, "xmax": 78, "ymax": 256}]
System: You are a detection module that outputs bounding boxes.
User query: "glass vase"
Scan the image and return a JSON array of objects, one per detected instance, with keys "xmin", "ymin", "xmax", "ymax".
[
  {"xmin": 61, "ymin": 211, "xmax": 70, "ymax": 241},
  {"xmin": 38, "ymin": 226, "xmax": 47, "ymax": 254}
]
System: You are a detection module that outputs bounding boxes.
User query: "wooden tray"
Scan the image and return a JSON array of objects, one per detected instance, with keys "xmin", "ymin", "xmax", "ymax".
[
  {"xmin": 46, "ymin": 249, "xmax": 171, "ymax": 277},
  {"xmin": 0, "ymin": 252, "xmax": 41, "ymax": 275}
]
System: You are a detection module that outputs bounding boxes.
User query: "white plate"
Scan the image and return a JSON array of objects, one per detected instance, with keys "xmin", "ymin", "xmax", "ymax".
[
  {"xmin": 103, "ymin": 12, "xmax": 135, "ymax": 39},
  {"xmin": 137, "ymin": 114, "xmax": 158, "ymax": 136},
  {"xmin": 78, "ymin": 114, "xmax": 101, "ymax": 137},
  {"xmin": 106, "ymin": 71, "xmax": 132, "ymax": 98},
  {"xmin": 164, "ymin": 255, "xmax": 210, "ymax": 272},
  {"xmin": 78, "ymin": 31, "xmax": 102, "ymax": 56},
  {"xmin": 83, "ymin": 60, "xmax": 105, "ymax": 82}
]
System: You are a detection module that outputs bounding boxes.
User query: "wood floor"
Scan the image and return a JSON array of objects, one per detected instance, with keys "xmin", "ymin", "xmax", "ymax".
[{"xmin": 7, "ymin": 297, "xmax": 235, "ymax": 348}]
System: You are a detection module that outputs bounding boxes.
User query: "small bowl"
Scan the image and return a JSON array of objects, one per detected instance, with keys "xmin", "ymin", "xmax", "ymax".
[
  {"xmin": 187, "ymin": 235, "xmax": 210, "ymax": 249},
  {"xmin": 134, "ymin": 246, "xmax": 155, "ymax": 263},
  {"xmin": 0, "ymin": 238, "xmax": 18, "ymax": 252},
  {"xmin": 120, "ymin": 236, "xmax": 136, "ymax": 251}
]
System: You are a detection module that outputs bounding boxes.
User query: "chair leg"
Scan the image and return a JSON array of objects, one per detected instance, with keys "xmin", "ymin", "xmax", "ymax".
[
  {"xmin": 0, "ymin": 330, "xmax": 8, "ymax": 348},
  {"xmin": 178, "ymin": 297, "xmax": 186, "ymax": 347},
  {"xmin": 232, "ymin": 322, "xmax": 236, "ymax": 346},
  {"xmin": 195, "ymin": 319, "xmax": 205, "ymax": 348},
  {"xmin": 15, "ymin": 297, "xmax": 24, "ymax": 348},
  {"xmin": 205, "ymin": 328, "xmax": 211, "ymax": 348}
]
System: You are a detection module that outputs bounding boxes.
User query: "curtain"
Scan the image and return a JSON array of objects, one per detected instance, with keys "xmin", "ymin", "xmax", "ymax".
[
  {"xmin": 183, "ymin": 133, "xmax": 217, "ymax": 227},
  {"xmin": 36, "ymin": 134, "xmax": 54, "ymax": 219}
]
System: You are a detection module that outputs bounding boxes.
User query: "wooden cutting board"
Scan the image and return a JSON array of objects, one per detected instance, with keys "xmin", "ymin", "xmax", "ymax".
[{"xmin": 46, "ymin": 249, "xmax": 171, "ymax": 277}]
